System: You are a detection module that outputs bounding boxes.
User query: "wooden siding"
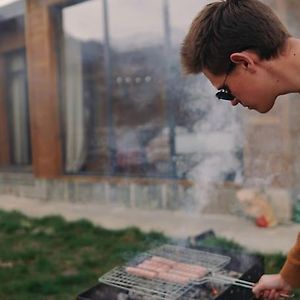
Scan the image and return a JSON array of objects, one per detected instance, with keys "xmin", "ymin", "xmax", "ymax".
[{"xmin": 25, "ymin": 0, "xmax": 63, "ymax": 177}]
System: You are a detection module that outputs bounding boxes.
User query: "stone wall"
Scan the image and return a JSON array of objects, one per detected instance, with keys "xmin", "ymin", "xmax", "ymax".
[{"xmin": 0, "ymin": 172, "xmax": 240, "ymax": 214}]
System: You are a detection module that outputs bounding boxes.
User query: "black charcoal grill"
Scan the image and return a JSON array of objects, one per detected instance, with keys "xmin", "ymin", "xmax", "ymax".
[{"xmin": 77, "ymin": 231, "xmax": 264, "ymax": 300}]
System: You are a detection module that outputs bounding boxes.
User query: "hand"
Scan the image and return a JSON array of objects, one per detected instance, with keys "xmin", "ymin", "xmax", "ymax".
[{"xmin": 252, "ymin": 274, "xmax": 292, "ymax": 299}]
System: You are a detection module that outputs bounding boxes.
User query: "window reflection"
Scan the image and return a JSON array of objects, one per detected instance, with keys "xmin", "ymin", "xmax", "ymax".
[
  {"xmin": 58, "ymin": 0, "xmax": 242, "ymax": 181},
  {"xmin": 0, "ymin": 4, "xmax": 30, "ymax": 168},
  {"xmin": 60, "ymin": 0, "xmax": 109, "ymax": 174},
  {"xmin": 168, "ymin": 0, "xmax": 243, "ymax": 181},
  {"xmin": 60, "ymin": 0, "xmax": 173, "ymax": 177},
  {"xmin": 169, "ymin": 0, "xmax": 210, "ymax": 45},
  {"xmin": 5, "ymin": 49, "xmax": 31, "ymax": 165},
  {"xmin": 110, "ymin": 0, "xmax": 170, "ymax": 176}
]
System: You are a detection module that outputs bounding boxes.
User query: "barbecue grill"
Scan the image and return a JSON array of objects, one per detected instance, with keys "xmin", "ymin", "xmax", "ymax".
[
  {"xmin": 77, "ymin": 231, "xmax": 265, "ymax": 300},
  {"xmin": 98, "ymin": 244, "xmax": 231, "ymax": 299}
]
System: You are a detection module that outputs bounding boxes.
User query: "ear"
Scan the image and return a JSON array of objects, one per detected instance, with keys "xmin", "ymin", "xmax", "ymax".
[{"xmin": 230, "ymin": 51, "xmax": 257, "ymax": 73}]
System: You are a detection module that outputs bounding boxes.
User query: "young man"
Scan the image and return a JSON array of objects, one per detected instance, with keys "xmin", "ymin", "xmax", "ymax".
[{"xmin": 180, "ymin": 0, "xmax": 300, "ymax": 299}]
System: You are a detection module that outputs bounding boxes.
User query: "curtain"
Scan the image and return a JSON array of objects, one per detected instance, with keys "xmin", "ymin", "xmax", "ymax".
[
  {"xmin": 10, "ymin": 71, "xmax": 29, "ymax": 164},
  {"xmin": 7, "ymin": 52, "xmax": 30, "ymax": 165},
  {"xmin": 63, "ymin": 35, "xmax": 87, "ymax": 173}
]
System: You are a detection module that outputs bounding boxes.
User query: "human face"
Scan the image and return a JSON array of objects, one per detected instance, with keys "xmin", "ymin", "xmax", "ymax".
[{"xmin": 204, "ymin": 66, "xmax": 277, "ymax": 113}]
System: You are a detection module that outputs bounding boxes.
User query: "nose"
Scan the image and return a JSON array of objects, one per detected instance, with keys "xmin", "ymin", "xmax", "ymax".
[{"xmin": 231, "ymin": 98, "xmax": 239, "ymax": 106}]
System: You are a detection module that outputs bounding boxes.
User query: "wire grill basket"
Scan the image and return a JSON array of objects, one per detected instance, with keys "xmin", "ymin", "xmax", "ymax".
[{"xmin": 99, "ymin": 244, "xmax": 231, "ymax": 300}]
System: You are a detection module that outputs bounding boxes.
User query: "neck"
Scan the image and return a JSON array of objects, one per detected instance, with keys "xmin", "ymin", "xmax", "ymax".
[{"xmin": 271, "ymin": 37, "xmax": 300, "ymax": 95}]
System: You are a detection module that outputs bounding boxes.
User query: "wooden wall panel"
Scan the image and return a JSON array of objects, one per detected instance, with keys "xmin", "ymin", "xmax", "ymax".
[{"xmin": 26, "ymin": 0, "xmax": 63, "ymax": 177}]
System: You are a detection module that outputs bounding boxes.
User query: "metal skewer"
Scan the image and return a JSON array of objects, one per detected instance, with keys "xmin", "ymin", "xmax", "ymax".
[{"xmin": 209, "ymin": 273, "xmax": 294, "ymax": 299}]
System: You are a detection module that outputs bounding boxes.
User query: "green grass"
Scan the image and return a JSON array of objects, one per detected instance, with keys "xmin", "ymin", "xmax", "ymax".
[
  {"xmin": 0, "ymin": 209, "xmax": 298, "ymax": 299},
  {"xmin": 0, "ymin": 210, "xmax": 168, "ymax": 300}
]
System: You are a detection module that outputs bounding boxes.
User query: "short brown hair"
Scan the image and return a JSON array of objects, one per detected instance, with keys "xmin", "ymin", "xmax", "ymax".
[{"xmin": 181, "ymin": 0, "xmax": 290, "ymax": 75}]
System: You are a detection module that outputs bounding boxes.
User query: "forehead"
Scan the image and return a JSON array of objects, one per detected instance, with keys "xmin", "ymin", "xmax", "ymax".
[{"xmin": 203, "ymin": 68, "xmax": 226, "ymax": 89}]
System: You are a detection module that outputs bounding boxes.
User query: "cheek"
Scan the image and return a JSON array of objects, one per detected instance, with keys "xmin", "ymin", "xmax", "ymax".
[
  {"xmin": 231, "ymin": 82, "xmax": 248, "ymax": 99},
  {"xmin": 232, "ymin": 81, "xmax": 264, "ymax": 103}
]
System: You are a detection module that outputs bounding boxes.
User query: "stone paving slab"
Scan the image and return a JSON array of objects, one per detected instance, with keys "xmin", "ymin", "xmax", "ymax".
[{"xmin": 0, "ymin": 194, "xmax": 299, "ymax": 254}]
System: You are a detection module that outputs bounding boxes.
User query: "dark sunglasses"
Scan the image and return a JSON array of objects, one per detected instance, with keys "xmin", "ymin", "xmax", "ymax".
[{"xmin": 215, "ymin": 86, "xmax": 235, "ymax": 101}]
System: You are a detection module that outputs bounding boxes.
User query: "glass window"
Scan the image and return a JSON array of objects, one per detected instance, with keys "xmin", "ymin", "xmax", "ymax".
[
  {"xmin": 59, "ymin": 0, "xmax": 110, "ymax": 174},
  {"xmin": 58, "ymin": 0, "xmax": 243, "ymax": 181},
  {"xmin": 59, "ymin": 0, "xmax": 173, "ymax": 177},
  {"xmin": 5, "ymin": 49, "xmax": 31, "ymax": 165},
  {"xmin": 168, "ymin": 0, "xmax": 243, "ymax": 182},
  {"xmin": 0, "ymin": 2, "xmax": 31, "ymax": 168},
  {"xmin": 109, "ymin": 0, "xmax": 171, "ymax": 177},
  {"xmin": 6, "ymin": 50, "xmax": 31, "ymax": 165}
]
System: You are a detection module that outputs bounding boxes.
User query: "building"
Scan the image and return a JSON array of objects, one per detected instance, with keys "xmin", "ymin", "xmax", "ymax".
[{"xmin": 0, "ymin": 0, "xmax": 298, "ymax": 215}]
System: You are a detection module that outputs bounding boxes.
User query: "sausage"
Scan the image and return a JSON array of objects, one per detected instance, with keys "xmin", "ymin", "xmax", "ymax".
[
  {"xmin": 143, "ymin": 259, "xmax": 170, "ymax": 268},
  {"xmin": 138, "ymin": 261, "xmax": 170, "ymax": 272},
  {"xmin": 174, "ymin": 263, "xmax": 208, "ymax": 277},
  {"xmin": 175, "ymin": 262, "xmax": 205, "ymax": 270},
  {"xmin": 150, "ymin": 256, "xmax": 177, "ymax": 267},
  {"xmin": 138, "ymin": 263, "xmax": 169, "ymax": 273},
  {"xmin": 170, "ymin": 269, "xmax": 200, "ymax": 280},
  {"xmin": 157, "ymin": 271, "xmax": 190, "ymax": 285},
  {"xmin": 125, "ymin": 266, "xmax": 157, "ymax": 279}
]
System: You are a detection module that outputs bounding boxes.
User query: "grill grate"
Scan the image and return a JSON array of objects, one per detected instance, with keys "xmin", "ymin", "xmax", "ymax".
[
  {"xmin": 99, "ymin": 266, "xmax": 194, "ymax": 299},
  {"xmin": 98, "ymin": 245, "xmax": 231, "ymax": 300},
  {"xmin": 147, "ymin": 245, "xmax": 230, "ymax": 271}
]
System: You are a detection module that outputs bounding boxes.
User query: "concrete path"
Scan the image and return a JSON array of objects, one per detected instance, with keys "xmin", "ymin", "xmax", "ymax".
[{"xmin": 0, "ymin": 194, "xmax": 299, "ymax": 254}]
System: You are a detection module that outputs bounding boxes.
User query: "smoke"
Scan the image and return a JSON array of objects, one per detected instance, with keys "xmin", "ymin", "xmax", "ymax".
[
  {"xmin": 51, "ymin": 0, "xmax": 272, "ymax": 207},
  {"xmin": 182, "ymin": 76, "xmax": 244, "ymax": 183},
  {"xmin": 183, "ymin": 79, "xmax": 242, "ymax": 212}
]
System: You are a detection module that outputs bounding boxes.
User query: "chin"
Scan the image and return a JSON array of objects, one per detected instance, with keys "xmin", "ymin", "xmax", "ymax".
[
  {"xmin": 256, "ymin": 107, "xmax": 272, "ymax": 114},
  {"xmin": 256, "ymin": 99, "xmax": 276, "ymax": 113}
]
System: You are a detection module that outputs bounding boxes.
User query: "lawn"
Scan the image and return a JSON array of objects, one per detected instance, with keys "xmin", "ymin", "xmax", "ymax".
[
  {"xmin": 0, "ymin": 210, "xmax": 168, "ymax": 300},
  {"xmin": 0, "ymin": 209, "xmax": 298, "ymax": 299}
]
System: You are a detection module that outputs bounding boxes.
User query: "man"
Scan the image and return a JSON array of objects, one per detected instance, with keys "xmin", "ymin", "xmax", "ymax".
[{"xmin": 180, "ymin": 0, "xmax": 300, "ymax": 299}]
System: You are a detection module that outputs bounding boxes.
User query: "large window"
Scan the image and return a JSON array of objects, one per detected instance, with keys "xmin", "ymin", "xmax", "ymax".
[
  {"xmin": 58, "ymin": 0, "xmax": 243, "ymax": 181},
  {"xmin": 58, "ymin": 0, "xmax": 109, "ymax": 174},
  {"xmin": 109, "ymin": 0, "xmax": 171, "ymax": 177},
  {"xmin": 168, "ymin": 0, "xmax": 243, "ymax": 182},
  {"xmin": 0, "ymin": 6, "xmax": 31, "ymax": 169},
  {"xmin": 5, "ymin": 49, "xmax": 31, "ymax": 166},
  {"xmin": 59, "ymin": 0, "xmax": 172, "ymax": 177}
]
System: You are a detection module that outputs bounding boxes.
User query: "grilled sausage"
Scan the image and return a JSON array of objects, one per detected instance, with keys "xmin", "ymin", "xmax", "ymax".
[
  {"xmin": 143, "ymin": 259, "xmax": 170, "ymax": 268},
  {"xmin": 174, "ymin": 263, "xmax": 208, "ymax": 277},
  {"xmin": 150, "ymin": 256, "xmax": 177, "ymax": 267},
  {"xmin": 125, "ymin": 266, "xmax": 157, "ymax": 279},
  {"xmin": 170, "ymin": 269, "xmax": 200, "ymax": 280},
  {"xmin": 138, "ymin": 261, "xmax": 170, "ymax": 272},
  {"xmin": 157, "ymin": 271, "xmax": 190, "ymax": 284}
]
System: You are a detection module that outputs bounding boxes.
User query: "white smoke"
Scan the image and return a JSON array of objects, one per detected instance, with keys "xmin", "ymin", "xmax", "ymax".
[{"xmin": 177, "ymin": 76, "xmax": 244, "ymax": 211}]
